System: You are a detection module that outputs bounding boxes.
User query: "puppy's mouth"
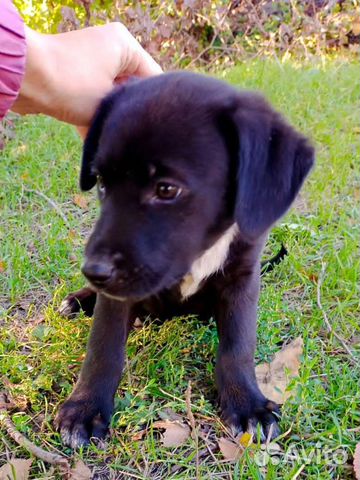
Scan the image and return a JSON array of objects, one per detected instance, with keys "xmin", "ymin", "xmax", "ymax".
[
  {"xmin": 84, "ymin": 265, "xmax": 185, "ymax": 302},
  {"xmin": 101, "ymin": 291, "xmax": 128, "ymax": 302}
]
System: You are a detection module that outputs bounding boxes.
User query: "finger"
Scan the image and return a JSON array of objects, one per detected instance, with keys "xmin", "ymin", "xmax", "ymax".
[
  {"xmin": 134, "ymin": 48, "xmax": 163, "ymax": 77},
  {"xmin": 114, "ymin": 46, "xmax": 163, "ymax": 82}
]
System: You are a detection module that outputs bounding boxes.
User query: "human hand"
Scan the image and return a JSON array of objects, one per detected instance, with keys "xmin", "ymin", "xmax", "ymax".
[{"xmin": 12, "ymin": 23, "xmax": 162, "ymax": 132}]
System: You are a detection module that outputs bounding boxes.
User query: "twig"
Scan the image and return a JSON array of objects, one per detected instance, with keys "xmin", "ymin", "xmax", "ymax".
[
  {"xmin": 110, "ymin": 471, "xmax": 143, "ymax": 479},
  {"xmin": 79, "ymin": 0, "xmax": 91, "ymax": 26},
  {"xmin": 185, "ymin": 381, "xmax": 199, "ymax": 480},
  {"xmin": 205, "ymin": 441, "xmax": 219, "ymax": 463},
  {"xmin": 185, "ymin": 39, "xmax": 216, "ymax": 69},
  {"xmin": 0, "ymin": 393, "xmax": 70, "ymax": 470},
  {"xmin": 183, "ymin": 0, "xmax": 242, "ymax": 71},
  {"xmin": 158, "ymin": 387, "xmax": 215, "ymax": 417},
  {"xmin": 24, "ymin": 187, "xmax": 70, "ymax": 227},
  {"xmin": 292, "ymin": 464, "xmax": 306, "ymax": 479},
  {"xmin": 244, "ymin": 0, "xmax": 268, "ymax": 36},
  {"xmin": 316, "ymin": 262, "xmax": 356, "ymax": 364},
  {"xmin": 185, "ymin": 382, "xmax": 196, "ymax": 435}
]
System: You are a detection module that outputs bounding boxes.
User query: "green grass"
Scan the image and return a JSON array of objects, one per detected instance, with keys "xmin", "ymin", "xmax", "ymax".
[{"xmin": 0, "ymin": 58, "xmax": 359, "ymax": 479}]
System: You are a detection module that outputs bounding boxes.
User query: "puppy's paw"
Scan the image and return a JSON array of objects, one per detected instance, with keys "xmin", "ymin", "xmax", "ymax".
[
  {"xmin": 58, "ymin": 297, "xmax": 79, "ymax": 318},
  {"xmin": 55, "ymin": 395, "xmax": 112, "ymax": 448},
  {"xmin": 220, "ymin": 390, "xmax": 280, "ymax": 442},
  {"xmin": 58, "ymin": 287, "xmax": 97, "ymax": 318}
]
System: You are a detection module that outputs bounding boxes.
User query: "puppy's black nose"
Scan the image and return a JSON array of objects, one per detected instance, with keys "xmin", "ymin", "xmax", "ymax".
[{"xmin": 82, "ymin": 260, "xmax": 113, "ymax": 287}]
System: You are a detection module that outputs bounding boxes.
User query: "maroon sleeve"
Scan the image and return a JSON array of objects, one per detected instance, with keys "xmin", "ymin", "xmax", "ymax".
[{"xmin": 0, "ymin": 0, "xmax": 26, "ymax": 120}]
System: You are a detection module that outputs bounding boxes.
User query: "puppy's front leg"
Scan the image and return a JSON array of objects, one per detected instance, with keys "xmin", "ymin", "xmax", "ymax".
[
  {"xmin": 215, "ymin": 255, "xmax": 280, "ymax": 440},
  {"xmin": 56, "ymin": 294, "xmax": 132, "ymax": 448}
]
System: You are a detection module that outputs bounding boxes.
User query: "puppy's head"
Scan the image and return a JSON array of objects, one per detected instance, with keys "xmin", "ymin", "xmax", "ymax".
[{"xmin": 80, "ymin": 72, "xmax": 314, "ymax": 300}]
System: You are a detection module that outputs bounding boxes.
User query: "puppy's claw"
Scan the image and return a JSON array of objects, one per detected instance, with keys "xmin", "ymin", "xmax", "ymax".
[
  {"xmin": 60, "ymin": 427, "xmax": 89, "ymax": 449},
  {"xmin": 56, "ymin": 396, "xmax": 111, "ymax": 449},
  {"xmin": 58, "ymin": 287, "xmax": 97, "ymax": 318},
  {"xmin": 264, "ymin": 418, "xmax": 281, "ymax": 441},
  {"xmin": 58, "ymin": 299, "xmax": 74, "ymax": 318},
  {"xmin": 229, "ymin": 418, "xmax": 279, "ymax": 443},
  {"xmin": 247, "ymin": 417, "xmax": 280, "ymax": 442},
  {"xmin": 221, "ymin": 393, "xmax": 280, "ymax": 444},
  {"xmin": 247, "ymin": 418, "xmax": 265, "ymax": 442}
]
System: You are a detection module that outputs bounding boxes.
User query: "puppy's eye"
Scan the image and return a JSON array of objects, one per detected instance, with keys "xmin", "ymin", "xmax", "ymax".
[
  {"xmin": 97, "ymin": 176, "xmax": 106, "ymax": 196},
  {"xmin": 155, "ymin": 182, "xmax": 182, "ymax": 201}
]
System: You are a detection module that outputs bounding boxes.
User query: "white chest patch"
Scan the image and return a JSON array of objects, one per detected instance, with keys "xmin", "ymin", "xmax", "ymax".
[{"xmin": 180, "ymin": 224, "xmax": 239, "ymax": 300}]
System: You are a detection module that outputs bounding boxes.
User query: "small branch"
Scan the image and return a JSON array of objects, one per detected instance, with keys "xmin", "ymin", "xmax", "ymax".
[
  {"xmin": 158, "ymin": 387, "xmax": 215, "ymax": 418},
  {"xmin": 185, "ymin": 382, "xmax": 199, "ymax": 480},
  {"xmin": 24, "ymin": 187, "xmax": 70, "ymax": 227},
  {"xmin": 82, "ymin": 1, "xmax": 91, "ymax": 27},
  {"xmin": 0, "ymin": 393, "xmax": 70, "ymax": 470},
  {"xmin": 185, "ymin": 382, "xmax": 196, "ymax": 434},
  {"xmin": 316, "ymin": 262, "xmax": 356, "ymax": 364}
]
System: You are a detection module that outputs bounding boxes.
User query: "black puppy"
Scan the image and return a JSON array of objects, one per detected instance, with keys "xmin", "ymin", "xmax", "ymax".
[{"xmin": 56, "ymin": 72, "xmax": 314, "ymax": 448}]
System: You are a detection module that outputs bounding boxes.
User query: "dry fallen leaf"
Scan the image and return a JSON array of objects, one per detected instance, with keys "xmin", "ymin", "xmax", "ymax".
[
  {"xmin": 352, "ymin": 19, "xmax": 360, "ymax": 36},
  {"xmin": 132, "ymin": 409, "xmax": 184, "ymax": 441},
  {"xmin": 354, "ymin": 442, "xmax": 360, "ymax": 480},
  {"xmin": 0, "ymin": 458, "xmax": 32, "ymax": 480},
  {"xmin": 218, "ymin": 437, "xmax": 244, "ymax": 461},
  {"xmin": 152, "ymin": 420, "xmax": 190, "ymax": 447},
  {"xmin": 218, "ymin": 432, "xmax": 253, "ymax": 462},
  {"xmin": 0, "ymin": 260, "xmax": 6, "ymax": 273},
  {"xmin": 132, "ymin": 418, "xmax": 190, "ymax": 446},
  {"xmin": 69, "ymin": 459, "xmax": 92, "ymax": 480},
  {"xmin": 158, "ymin": 408, "xmax": 184, "ymax": 423},
  {"xmin": 255, "ymin": 337, "xmax": 303, "ymax": 404},
  {"xmin": 73, "ymin": 194, "xmax": 88, "ymax": 210},
  {"xmin": 132, "ymin": 429, "xmax": 147, "ymax": 441}
]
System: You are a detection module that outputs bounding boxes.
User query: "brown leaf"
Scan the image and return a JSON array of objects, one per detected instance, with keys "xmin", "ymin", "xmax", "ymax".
[
  {"xmin": 0, "ymin": 260, "xmax": 5, "ymax": 273},
  {"xmin": 132, "ymin": 410, "xmax": 185, "ymax": 442},
  {"xmin": 158, "ymin": 408, "xmax": 184, "ymax": 423},
  {"xmin": 132, "ymin": 429, "xmax": 147, "ymax": 441},
  {"xmin": 218, "ymin": 437, "xmax": 244, "ymax": 462},
  {"xmin": 352, "ymin": 19, "xmax": 360, "ymax": 36},
  {"xmin": 255, "ymin": 337, "xmax": 303, "ymax": 404},
  {"xmin": 152, "ymin": 420, "xmax": 190, "ymax": 447},
  {"xmin": 69, "ymin": 459, "xmax": 92, "ymax": 480},
  {"xmin": 73, "ymin": 194, "xmax": 88, "ymax": 210},
  {"xmin": 0, "ymin": 459, "xmax": 32, "ymax": 480},
  {"xmin": 354, "ymin": 442, "xmax": 360, "ymax": 480}
]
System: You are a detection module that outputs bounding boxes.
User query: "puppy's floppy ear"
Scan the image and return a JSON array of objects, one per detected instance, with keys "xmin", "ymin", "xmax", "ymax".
[
  {"xmin": 230, "ymin": 94, "xmax": 314, "ymax": 242},
  {"xmin": 80, "ymin": 93, "xmax": 116, "ymax": 191}
]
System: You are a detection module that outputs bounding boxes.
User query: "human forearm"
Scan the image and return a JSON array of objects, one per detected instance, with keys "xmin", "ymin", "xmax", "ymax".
[{"xmin": 11, "ymin": 27, "xmax": 54, "ymax": 117}]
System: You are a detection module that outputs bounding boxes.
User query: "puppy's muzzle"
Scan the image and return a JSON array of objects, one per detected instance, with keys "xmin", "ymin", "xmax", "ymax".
[{"xmin": 82, "ymin": 259, "xmax": 114, "ymax": 288}]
